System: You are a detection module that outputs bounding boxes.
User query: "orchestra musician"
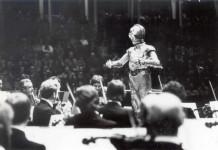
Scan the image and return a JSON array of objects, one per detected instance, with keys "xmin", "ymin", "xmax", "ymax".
[
  {"xmin": 6, "ymin": 92, "xmax": 46, "ymax": 150},
  {"xmin": 19, "ymin": 77, "xmax": 40, "ymax": 106},
  {"xmin": 106, "ymin": 24, "xmax": 161, "ymax": 113},
  {"xmin": 90, "ymin": 75, "xmax": 107, "ymax": 105},
  {"xmin": 98, "ymin": 79, "xmax": 138, "ymax": 127},
  {"xmin": 83, "ymin": 93, "xmax": 185, "ymax": 150},
  {"xmin": 65, "ymin": 85, "xmax": 117, "ymax": 128},
  {"xmin": 32, "ymin": 79, "xmax": 62, "ymax": 126},
  {"xmin": 110, "ymin": 93, "xmax": 185, "ymax": 150}
]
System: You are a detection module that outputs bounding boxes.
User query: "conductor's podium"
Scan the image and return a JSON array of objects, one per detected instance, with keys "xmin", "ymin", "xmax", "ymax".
[{"xmin": 18, "ymin": 119, "xmax": 218, "ymax": 150}]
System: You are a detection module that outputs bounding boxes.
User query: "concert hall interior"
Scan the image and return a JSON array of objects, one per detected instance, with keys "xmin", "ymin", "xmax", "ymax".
[{"xmin": 0, "ymin": 0, "xmax": 218, "ymax": 150}]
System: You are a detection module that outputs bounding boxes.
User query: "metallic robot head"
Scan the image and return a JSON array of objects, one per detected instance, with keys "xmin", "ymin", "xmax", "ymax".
[{"xmin": 128, "ymin": 24, "xmax": 145, "ymax": 45}]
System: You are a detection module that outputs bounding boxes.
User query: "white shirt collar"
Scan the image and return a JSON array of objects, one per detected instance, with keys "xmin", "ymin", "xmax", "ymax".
[
  {"xmin": 41, "ymin": 98, "xmax": 53, "ymax": 108},
  {"xmin": 108, "ymin": 100, "xmax": 122, "ymax": 106},
  {"xmin": 154, "ymin": 135, "xmax": 181, "ymax": 145}
]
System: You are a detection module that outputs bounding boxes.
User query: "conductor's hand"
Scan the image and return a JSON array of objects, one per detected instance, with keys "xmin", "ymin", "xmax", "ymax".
[{"xmin": 105, "ymin": 60, "xmax": 113, "ymax": 68}]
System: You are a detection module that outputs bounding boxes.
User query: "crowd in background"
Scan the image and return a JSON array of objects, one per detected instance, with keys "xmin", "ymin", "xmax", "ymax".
[
  {"xmin": 1, "ymin": 2, "xmax": 218, "ymax": 150},
  {"xmin": 0, "ymin": 3, "xmax": 217, "ymax": 106}
]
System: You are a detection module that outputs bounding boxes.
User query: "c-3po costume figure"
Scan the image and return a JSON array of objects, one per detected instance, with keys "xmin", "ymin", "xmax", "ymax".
[{"xmin": 106, "ymin": 24, "xmax": 161, "ymax": 113}]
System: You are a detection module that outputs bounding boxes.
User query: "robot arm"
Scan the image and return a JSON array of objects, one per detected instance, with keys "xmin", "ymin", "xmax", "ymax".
[{"xmin": 106, "ymin": 53, "xmax": 129, "ymax": 68}]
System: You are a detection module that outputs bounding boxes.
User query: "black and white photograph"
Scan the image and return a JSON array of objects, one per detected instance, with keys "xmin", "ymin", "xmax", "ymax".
[{"xmin": 0, "ymin": 0, "xmax": 218, "ymax": 150}]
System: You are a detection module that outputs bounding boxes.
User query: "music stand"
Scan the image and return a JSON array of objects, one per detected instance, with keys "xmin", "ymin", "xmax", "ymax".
[{"xmin": 182, "ymin": 103, "xmax": 199, "ymax": 119}]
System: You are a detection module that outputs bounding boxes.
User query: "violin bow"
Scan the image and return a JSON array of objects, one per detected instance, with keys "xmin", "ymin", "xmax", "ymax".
[
  {"xmin": 209, "ymin": 80, "xmax": 218, "ymax": 101},
  {"xmin": 158, "ymin": 75, "xmax": 163, "ymax": 90},
  {"xmin": 99, "ymin": 76, "xmax": 107, "ymax": 102},
  {"xmin": 66, "ymin": 83, "xmax": 81, "ymax": 114}
]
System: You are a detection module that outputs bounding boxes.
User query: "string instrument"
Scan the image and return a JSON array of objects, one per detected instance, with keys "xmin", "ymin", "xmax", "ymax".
[
  {"xmin": 194, "ymin": 104, "xmax": 218, "ymax": 118},
  {"xmin": 82, "ymin": 136, "xmax": 110, "ymax": 145},
  {"xmin": 30, "ymin": 90, "xmax": 40, "ymax": 106},
  {"xmin": 82, "ymin": 134, "xmax": 155, "ymax": 150},
  {"xmin": 194, "ymin": 104, "xmax": 213, "ymax": 118},
  {"xmin": 194, "ymin": 81, "xmax": 218, "ymax": 118},
  {"xmin": 205, "ymin": 121, "xmax": 218, "ymax": 128},
  {"xmin": 82, "ymin": 134, "xmax": 146, "ymax": 145},
  {"xmin": 202, "ymin": 104, "xmax": 213, "ymax": 118}
]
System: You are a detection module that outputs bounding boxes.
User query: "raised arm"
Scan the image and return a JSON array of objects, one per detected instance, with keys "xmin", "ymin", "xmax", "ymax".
[{"xmin": 106, "ymin": 53, "xmax": 129, "ymax": 69}]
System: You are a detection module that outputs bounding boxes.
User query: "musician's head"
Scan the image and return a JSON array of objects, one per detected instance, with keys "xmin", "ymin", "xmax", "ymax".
[
  {"xmin": 163, "ymin": 81, "xmax": 187, "ymax": 100},
  {"xmin": 0, "ymin": 100, "xmax": 14, "ymax": 149},
  {"xmin": 140, "ymin": 93, "xmax": 185, "ymax": 136},
  {"xmin": 90, "ymin": 75, "xmax": 103, "ymax": 93},
  {"xmin": 19, "ymin": 78, "xmax": 34, "ymax": 97},
  {"xmin": 75, "ymin": 85, "xmax": 100, "ymax": 112},
  {"xmin": 39, "ymin": 79, "xmax": 60, "ymax": 103},
  {"xmin": 6, "ymin": 92, "xmax": 30, "ymax": 125},
  {"xmin": 49, "ymin": 76, "xmax": 61, "ymax": 89},
  {"xmin": 129, "ymin": 24, "xmax": 145, "ymax": 45},
  {"xmin": 106, "ymin": 80, "xmax": 125, "ymax": 103}
]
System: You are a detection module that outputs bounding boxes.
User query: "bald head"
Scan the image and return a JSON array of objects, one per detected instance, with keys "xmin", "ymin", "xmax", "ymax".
[
  {"xmin": 140, "ymin": 93, "xmax": 185, "ymax": 135},
  {"xmin": 6, "ymin": 92, "xmax": 30, "ymax": 125}
]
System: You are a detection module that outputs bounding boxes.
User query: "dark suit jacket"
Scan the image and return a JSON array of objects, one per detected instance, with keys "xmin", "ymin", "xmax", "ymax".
[
  {"xmin": 110, "ymin": 136, "xmax": 183, "ymax": 150},
  {"xmin": 65, "ymin": 110, "xmax": 117, "ymax": 128},
  {"xmin": 32, "ymin": 100, "xmax": 61, "ymax": 126},
  {"xmin": 99, "ymin": 102, "xmax": 137, "ymax": 127},
  {"xmin": 11, "ymin": 128, "xmax": 46, "ymax": 150}
]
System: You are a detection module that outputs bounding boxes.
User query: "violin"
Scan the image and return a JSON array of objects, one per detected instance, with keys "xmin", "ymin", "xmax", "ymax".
[
  {"xmin": 202, "ymin": 104, "xmax": 213, "ymax": 118},
  {"xmin": 30, "ymin": 91, "xmax": 40, "ymax": 106},
  {"xmin": 205, "ymin": 121, "xmax": 218, "ymax": 128},
  {"xmin": 82, "ymin": 134, "xmax": 149, "ymax": 150},
  {"xmin": 82, "ymin": 134, "xmax": 146, "ymax": 144}
]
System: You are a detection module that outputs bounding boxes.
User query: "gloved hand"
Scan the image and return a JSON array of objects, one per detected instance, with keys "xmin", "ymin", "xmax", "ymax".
[{"xmin": 105, "ymin": 60, "xmax": 113, "ymax": 68}]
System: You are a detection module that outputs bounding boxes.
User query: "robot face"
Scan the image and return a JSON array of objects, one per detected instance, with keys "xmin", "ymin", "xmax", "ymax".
[
  {"xmin": 128, "ymin": 28, "xmax": 136, "ymax": 43},
  {"xmin": 128, "ymin": 24, "xmax": 145, "ymax": 45}
]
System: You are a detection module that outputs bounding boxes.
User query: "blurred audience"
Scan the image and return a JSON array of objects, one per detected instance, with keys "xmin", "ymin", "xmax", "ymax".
[{"xmin": 0, "ymin": 3, "xmax": 216, "ymax": 106}]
